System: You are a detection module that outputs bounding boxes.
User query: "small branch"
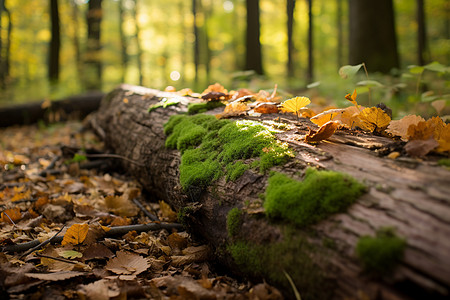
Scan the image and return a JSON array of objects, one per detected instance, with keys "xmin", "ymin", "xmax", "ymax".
[
  {"xmin": 132, "ymin": 198, "xmax": 160, "ymax": 221},
  {"xmin": 2, "ymin": 222, "xmax": 183, "ymax": 253},
  {"xmin": 84, "ymin": 153, "xmax": 146, "ymax": 167},
  {"xmin": 20, "ymin": 226, "xmax": 65, "ymax": 259},
  {"xmin": 35, "ymin": 252, "xmax": 81, "ymax": 265},
  {"xmin": 38, "ymin": 155, "xmax": 60, "ymax": 177}
]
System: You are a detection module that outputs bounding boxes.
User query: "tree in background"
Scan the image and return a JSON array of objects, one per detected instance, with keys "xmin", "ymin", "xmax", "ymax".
[
  {"xmin": 416, "ymin": 0, "xmax": 429, "ymax": 65},
  {"xmin": 245, "ymin": 0, "xmax": 263, "ymax": 75},
  {"xmin": 118, "ymin": 0, "xmax": 128, "ymax": 83},
  {"xmin": 336, "ymin": 0, "xmax": 343, "ymax": 68},
  {"xmin": 193, "ymin": 0, "xmax": 200, "ymax": 83},
  {"xmin": 286, "ymin": 0, "xmax": 296, "ymax": 78},
  {"xmin": 307, "ymin": 0, "xmax": 313, "ymax": 82},
  {"xmin": 48, "ymin": 0, "xmax": 60, "ymax": 82},
  {"xmin": 84, "ymin": 0, "xmax": 103, "ymax": 90},
  {"xmin": 349, "ymin": 0, "xmax": 399, "ymax": 73},
  {"xmin": 132, "ymin": 0, "xmax": 143, "ymax": 86},
  {"xmin": 0, "ymin": 0, "xmax": 11, "ymax": 89}
]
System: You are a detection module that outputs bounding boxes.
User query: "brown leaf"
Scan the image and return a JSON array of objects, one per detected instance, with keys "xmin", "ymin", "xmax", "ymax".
[
  {"xmin": 171, "ymin": 245, "xmax": 210, "ymax": 266},
  {"xmin": 25, "ymin": 271, "xmax": 85, "ymax": 281},
  {"xmin": 310, "ymin": 108, "xmax": 345, "ymax": 126},
  {"xmin": 62, "ymin": 223, "xmax": 89, "ymax": 246},
  {"xmin": 105, "ymin": 250, "xmax": 150, "ymax": 275},
  {"xmin": 386, "ymin": 115, "xmax": 425, "ymax": 140},
  {"xmin": 405, "ymin": 138, "xmax": 439, "ymax": 157},
  {"xmin": 159, "ymin": 200, "xmax": 178, "ymax": 222},
  {"xmin": 104, "ymin": 195, "xmax": 139, "ymax": 217},
  {"xmin": 304, "ymin": 121, "xmax": 339, "ymax": 143},
  {"xmin": 254, "ymin": 102, "xmax": 279, "ymax": 114},
  {"xmin": 78, "ymin": 279, "xmax": 120, "ymax": 300},
  {"xmin": 83, "ymin": 243, "xmax": 114, "ymax": 261}
]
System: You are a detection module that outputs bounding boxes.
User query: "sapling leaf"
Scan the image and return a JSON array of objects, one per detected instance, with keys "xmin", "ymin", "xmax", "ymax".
[
  {"xmin": 356, "ymin": 80, "xmax": 384, "ymax": 88},
  {"xmin": 306, "ymin": 81, "xmax": 321, "ymax": 88},
  {"xmin": 423, "ymin": 61, "xmax": 448, "ymax": 73},
  {"xmin": 408, "ymin": 65, "xmax": 424, "ymax": 75},
  {"xmin": 339, "ymin": 64, "xmax": 364, "ymax": 79}
]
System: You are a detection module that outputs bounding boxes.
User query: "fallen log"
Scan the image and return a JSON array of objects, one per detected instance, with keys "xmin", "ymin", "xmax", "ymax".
[
  {"xmin": 0, "ymin": 91, "xmax": 104, "ymax": 127},
  {"xmin": 90, "ymin": 84, "xmax": 450, "ymax": 300}
]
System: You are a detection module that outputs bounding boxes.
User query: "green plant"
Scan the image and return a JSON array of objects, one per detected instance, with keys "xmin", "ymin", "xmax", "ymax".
[
  {"xmin": 264, "ymin": 168, "xmax": 366, "ymax": 227},
  {"xmin": 356, "ymin": 227, "xmax": 406, "ymax": 275},
  {"xmin": 226, "ymin": 207, "xmax": 243, "ymax": 238}
]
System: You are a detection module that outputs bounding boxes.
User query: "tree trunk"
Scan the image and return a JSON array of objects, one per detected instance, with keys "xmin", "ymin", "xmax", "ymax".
[
  {"xmin": 91, "ymin": 85, "xmax": 450, "ymax": 300},
  {"xmin": 245, "ymin": 0, "xmax": 263, "ymax": 75},
  {"xmin": 0, "ymin": 0, "xmax": 11, "ymax": 89},
  {"xmin": 118, "ymin": 0, "xmax": 128, "ymax": 83},
  {"xmin": 192, "ymin": 0, "xmax": 200, "ymax": 84},
  {"xmin": 416, "ymin": 0, "xmax": 428, "ymax": 66},
  {"xmin": 287, "ymin": 0, "xmax": 296, "ymax": 78},
  {"xmin": 132, "ymin": 0, "xmax": 143, "ymax": 86},
  {"xmin": 70, "ymin": 0, "xmax": 82, "ymax": 83},
  {"xmin": 349, "ymin": 0, "xmax": 399, "ymax": 73},
  {"xmin": 49, "ymin": 0, "xmax": 60, "ymax": 82},
  {"xmin": 336, "ymin": 0, "xmax": 343, "ymax": 68},
  {"xmin": 307, "ymin": 0, "xmax": 313, "ymax": 82},
  {"xmin": 84, "ymin": 0, "xmax": 103, "ymax": 90}
]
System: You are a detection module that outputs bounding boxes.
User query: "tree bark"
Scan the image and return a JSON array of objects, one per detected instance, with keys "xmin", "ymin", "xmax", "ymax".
[
  {"xmin": 84, "ymin": 0, "xmax": 103, "ymax": 90},
  {"xmin": 245, "ymin": 0, "xmax": 263, "ymax": 75},
  {"xmin": 49, "ymin": 0, "xmax": 60, "ymax": 82},
  {"xmin": 286, "ymin": 0, "xmax": 296, "ymax": 78},
  {"xmin": 349, "ymin": 0, "xmax": 400, "ymax": 73},
  {"xmin": 91, "ymin": 85, "xmax": 450, "ymax": 300},
  {"xmin": 416, "ymin": 0, "xmax": 428, "ymax": 66}
]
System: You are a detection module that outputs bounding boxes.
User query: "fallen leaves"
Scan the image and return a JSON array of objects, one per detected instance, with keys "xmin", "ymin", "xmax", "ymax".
[
  {"xmin": 62, "ymin": 223, "xmax": 89, "ymax": 246},
  {"xmin": 304, "ymin": 121, "xmax": 340, "ymax": 143},
  {"xmin": 281, "ymin": 96, "xmax": 311, "ymax": 118},
  {"xmin": 358, "ymin": 107, "xmax": 392, "ymax": 133},
  {"xmin": 105, "ymin": 250, "xmax": 150, "ymax": 276}
]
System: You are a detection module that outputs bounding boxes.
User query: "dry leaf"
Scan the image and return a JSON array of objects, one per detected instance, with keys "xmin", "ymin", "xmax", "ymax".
[
  {"xmin": 436, "ymin": 124, "xmax": 450, "ymax": 152},
  {"xmin": 254, "ymin": 102, "xmax": 279, "ymax": 114},
  {"xmin": 159, "ymin": 201, "xmax": 178, "ymax": 222},
  {"xmin": 62, "ymin": 223, "xmax": 89, "ymax": 246},
  {"xmin": 58, "ymin": 249, "xmax": 83, "ymax": 259},
  {"xmin": 386, "ymin": 115, "xmax": 425, "ymax": 140},
  {"xmin": 171, "ymin": 245, "xmax": 210, "ymax": 266},
  {"xmin": 280, "ymin": 97, "xmax": 311, "ymax": 117},
  {"xmin": 407, "ymin": 116, "xmax": 445, "ymax": 141},
  {"xmin": 310, "ymin": 108, "xmax": 345, "ymax": 126},
  {"xmin": 78, "ymin": 279, "xmax": 120, "ymax": 300},
  {"xmin": 345, "ymin": 89, "xmax": 358, "ymax": 106},
  {"xmin": 105, "ymin": 250, "xmax": 150, "ymax": 275},
  {"xmin": 202, "ymin": 83, "xmax": 228, "ymax": 94},
  {"xmin": 1, "ymin": 207, "xmax": 22, "ymax": 224},
  {"xmin": 83, "ymin": 243, "xmax": 114, "ymax": 261},
  {"xmin": 304, "ymin": 121, "xmax": 339, "ymax": 143},
  {"xmin": 431, "ymin": 99, "xmax": 446, "ymax": 115},
  {"xmin": 338, "ymin": 106, "xmax": 363, "ymax": 129},
  {"xmin": 104, "ymin": 195, "xmax": 138, "ymax": 217},
  {"xmin": 358, "ymin": 107, "xmax": 391, "ymax": 132},
  {"xmin": 25, "ymin": 271, "xmax": 85, "ymax": 281},
  {"xmin": 405, "ymin": 138, "xmax": 439, "ymax": 157}
]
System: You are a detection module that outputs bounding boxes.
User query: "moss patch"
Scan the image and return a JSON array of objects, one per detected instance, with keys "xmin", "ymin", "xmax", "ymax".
[
  {"xmin": 438, "ymin": 158, "xmax": 450, "ymax": 168},
  {"xmin": 264, "ymin": 168, "xmax": 366, "ymax": 227},
  {"xmin": 188, "ymin": 101, "xmax": 225, "ymax": 114},
  {"xmin": 356, "ymin": 227, "xmax": 406, "ymax": 275},
  {"xmin": 227, "ymin": 208, "xmax": 243, "ymax": 238},
  {"xmin": 228, "ymin": 232, "xmax": 334, "ymax": 300},
  {"xmin": 164, "ymin": 114, "xmax": 293, "ymax": 191}
]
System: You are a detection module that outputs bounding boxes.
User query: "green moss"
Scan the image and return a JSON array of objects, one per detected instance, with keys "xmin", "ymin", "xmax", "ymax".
[
  {"xmin": 227, "ymin": 207, "xmax": 243, "ymax": 238},
  {"xmin": 356, "ymin": 227, "xmax": 406, "ymax": 275},
  {"xmin": 177, "ymin": 206, "xmax": 194, "ymax": 226},
  {"xmin": 164, "ymin": 114, "xmax": 293, "ymax": 191},
  {"xmin": 187, "ymin": 101, "xmax": 225, "ymax": 114},
  {"xmin": 228, "ymin": 232, "xmax": 334, "ymax": 300},
  {"xmin": 264, "ymin": 168, "xmax": 366, "ymax": 227},
  {"xmin": 438, "ymin": 158, "xmax": 450, "ymax": 168},
  {"xmin": 226, "ymin": 161, "xmax": 250, "ymax": 181}
]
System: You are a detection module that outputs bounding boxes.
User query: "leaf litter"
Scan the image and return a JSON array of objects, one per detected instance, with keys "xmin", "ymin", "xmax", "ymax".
[{"xmin": 0, "ymin": 121, "xmax": 281, "ymax": 299}]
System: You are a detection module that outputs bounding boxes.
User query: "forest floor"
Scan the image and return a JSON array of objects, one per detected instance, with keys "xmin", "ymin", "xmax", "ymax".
[{"xmin": 0, "ymin": 122, "xmax": 283, "ymax": 300}]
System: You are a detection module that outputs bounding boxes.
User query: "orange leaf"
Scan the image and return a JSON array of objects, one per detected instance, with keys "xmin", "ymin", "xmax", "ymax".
[
  {"xmin": 358, "ymin": 107, "xmax": 391, "ymax": 132},
  {"xmin": 345, "ymin": 89, "xmax": 358, "ymax": 106},
  {"xmin": 254, "ymin": 102, "xmax": 279, "ymax": 114},
  {"xmin": 281, "ymin": 97, "xmax": 311, "ymax": 116},
  {"xmin": 436, "ymin": 123, "xmax": 450, "ymax": 153},
  {"xmin": 407, "ymin": 116, "xmax": 445, "ymax": 141},
  {"xmin": 62, "ymin": 223, "xmax": 89, "ymax": 246},
  {"xmin": 1, "ymin": 208, "xmax": 22, "ymax": 224},
  {"xmin": 310, "ymin": 108, "xmax": 345, "ymax": 126},
  {"xmin": 304, "ymin": 121, "xmax": 339, "ymax": 143},
  {"xmin": 386, "ymin": 115, "xmax": 425, "ymax": 141}
]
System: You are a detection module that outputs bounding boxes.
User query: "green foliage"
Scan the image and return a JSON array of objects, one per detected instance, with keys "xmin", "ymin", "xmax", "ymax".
[
  {"xmin": 438, "ymin": 158, "xmax": 450, "ymax": 168},
  {"xmin": 65, "ymin": 153, "xmax": 87, "ymax": 164},
  {"xmin": 187, "ymin": 101, "xmax": 225, "ymax": 114},
  {"xmin": 228, "ymin": 232, "xmax": 333, "ymax": 300},
  {"xmin": 148, "ymin": 97, "xmax": 182, "ymax": 112},
  {"xmin": 164, "ymin": 114, "xmax": 293, "ymax": 191},
  {"xmin": 226, "ymin": 207, "xmax": 243, "ymax": 238},
  {"xmin": 356, "ymin": 228, "xmax": 406, "ymax": 274},
  {"xmin": 264, "ymin": 168, "xmax": 366, "ymax": 227}
]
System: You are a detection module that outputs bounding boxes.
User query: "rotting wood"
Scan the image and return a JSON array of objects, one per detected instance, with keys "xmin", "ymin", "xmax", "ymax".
[{"xmin": 90, "ymin": 84, "xmax": 450, "ymax": 300}]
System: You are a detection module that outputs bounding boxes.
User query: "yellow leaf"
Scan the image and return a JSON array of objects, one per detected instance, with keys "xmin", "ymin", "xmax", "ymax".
[
  {"xmin": 407, "ymin": 116, "xmax": 445, "ymax": 141},
  {"xmin": 339, "ymin": 106, "xmax": 364, "ymax": 129},
  {"xmin": 304, "ymin": 121, "xmax": 339, "ymax": 143},
  {"xmin": 358, "ymin": 107, "xmax": 391, "ymax": 132},
  {"xmin": 345, "ymin": 89, "xmax": 358, "ymax": 106},
  {"xmin": 281, "ymin": 97, "xmax": 311, "ymax": 117},
  {"xmin": 436, "ymin": 123, "xmax": 450, "ymax": 153},
  {"xmin": 62, "ymin": 224, "xmax": 89, "ymax": 246},
  {"xmin": 310, "ymin": 108, "xmax": 345, "ymax": 126}
]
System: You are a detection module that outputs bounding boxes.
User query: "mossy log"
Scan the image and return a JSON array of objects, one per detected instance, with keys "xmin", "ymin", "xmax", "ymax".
[{"xmin": 90, "ymin": 84, "xmax": 450, "ymax": 300}]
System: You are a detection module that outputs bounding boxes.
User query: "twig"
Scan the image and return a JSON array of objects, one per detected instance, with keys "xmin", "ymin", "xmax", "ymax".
[
  {"xmin": 20, "ymin": 226, "xmax": 65, "ymax": 259},
  {"xmin": 38, "ymin": 155, "xmax": 60, "ymax": 177},
  {"xmin": 2, "ymin": 222, "xmax": 183, "ymax": 253},
  {"xmin": 84, "ymin": 153, "xmax": 145, "ymax": 167},
  {"xmin": 35, "ymin": 252, "xmax": 81, "ymax": 265},
  {"xmin": 132, "ymin": 198, "xmax": 160, "ymax": 221}
]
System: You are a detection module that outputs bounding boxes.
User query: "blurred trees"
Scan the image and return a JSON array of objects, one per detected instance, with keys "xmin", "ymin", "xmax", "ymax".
[
  {"xmin": 0, "ymin": 0, "xmax": 448, "ymax": 104},
  {"xmin": 349, "ymin": 0, "xmax": 400, "ymax": 73}
]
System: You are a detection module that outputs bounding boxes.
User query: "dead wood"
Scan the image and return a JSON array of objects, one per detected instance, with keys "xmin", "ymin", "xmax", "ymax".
[{"xmin": 90, "ymin": 84, "xmax": 450, "ymax": 300}]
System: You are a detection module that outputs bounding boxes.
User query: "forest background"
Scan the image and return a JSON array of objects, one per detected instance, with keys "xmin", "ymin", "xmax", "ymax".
[{"xmin": 0, "ymin": 0, "xmax": 448, "ymax": 118}]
